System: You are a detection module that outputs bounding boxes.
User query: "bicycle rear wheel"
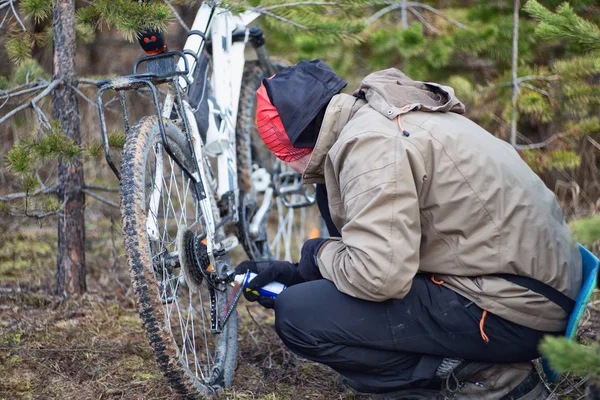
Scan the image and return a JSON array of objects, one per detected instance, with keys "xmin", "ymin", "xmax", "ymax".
[
  {"xmin": 236, "ymin": 61, "xmax": 321, "ymax": 261},
  {"xmin": 120, "ymin": 116, "xmax": 237, "ymax": 398}
]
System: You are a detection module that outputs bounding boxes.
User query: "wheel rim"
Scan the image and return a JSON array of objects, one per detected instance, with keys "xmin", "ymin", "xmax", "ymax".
[
  {"xmin": 237, "ymin": 63, "xmax": 322, "ymax": 262},
  {"xmin": 268, "ymin": 161, "xmax": 318, "ymax": 261},
  {"xmin": 142, "ymin": 139, "xmax": 226, "ymax": 388}
]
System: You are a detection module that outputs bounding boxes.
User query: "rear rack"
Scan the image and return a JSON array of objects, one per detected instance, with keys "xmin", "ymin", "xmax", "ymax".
[{"xmin": 95, "ymin": 50, "xmax": 206, "ymax": 201}]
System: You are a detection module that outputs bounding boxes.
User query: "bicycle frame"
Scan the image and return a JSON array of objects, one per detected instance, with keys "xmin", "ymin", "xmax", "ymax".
[{"xmin": 97, "ymin": 3, "xmax": 262, "ymax": 266}]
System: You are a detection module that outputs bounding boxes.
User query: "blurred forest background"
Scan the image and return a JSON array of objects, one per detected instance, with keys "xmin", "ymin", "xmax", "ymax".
[{"xmin": 0, "ymin": 0, "xmax": 599, "ymax": 399}]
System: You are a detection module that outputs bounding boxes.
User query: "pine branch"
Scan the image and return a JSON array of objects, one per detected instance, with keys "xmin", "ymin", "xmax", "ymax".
[
  {"xmin": 0, "ymin": 79, "xmax": 58, "ymax": 125},
  {"xmin": 409, "ymin": 8, "xmax": 438, "ymax": 35},
  {"xmin": 19, "ymin": 0, "xmax": 53, "ymax": 23},
  {"xmin": 365, "ymin": 3, "xmax": 402, "ymax": 25},
  {"xmin": 69, "ymin": 83, "xmax": 96, "ymax": 108},
  {"xmin": 31, "ymin": 97, "xmax": 51, "ymax": 128},
  {"xmin": 1, "ymin": 0, "xmax": 27, "ymax": 30},
  {"xmin": 405, "ymin": 2, "xmax": 467, "ymax": 29},
  {"xmin": 163, "ymin": 0, "xmax": 189, "ymax": 31},
  {"xmin": 0, "ymin": 185, "xmax": 57, "ymax": 201},
  {"xmin": 518, "ymin": 82, "xmax": 549, "ymax": 97},
  {"xmin": 6, "ymin": 29, "xmax": 34, "ymax": 64},
  {"xmin": 252, "ymin": 7, "xmax": 310, "ymax": 30},
  {"xmin": 365, "ymin": 1, "xmax": 467, "ymax": 30},
  {"xmin": 513, "ymin": 131, "xmax": 570, "ymax": 150},
  {"xmin": 524, "ymin": 0, "xmax": 600, "ymax": 50},
  {"xmin": 261, "ymin": 2, "xmax": 338, "ymax": 11},
  {"xmin": 250, "ymin": 5, "xmax": 364, "ymax": 35},
  {"xmin": 78, "ymin": 0, "xmax": 172, "ymax": 41},
  {"xmin": 84, "ymin": 185, "xmax": 119, "ymax": 193},
  {"xmin": 1, "ymin": 199, "xmax": 66, "ymax": 219},
  {"xmin": 82, "ymin": 189, "xmax": 119, "ymax": 208},
  {"xmin": 540, "ymin": 336, "xmax": 600, "ymax": 376},
  {"xmin": 0, "ymin": 81, "xmax": 50, "ymax": 100}
]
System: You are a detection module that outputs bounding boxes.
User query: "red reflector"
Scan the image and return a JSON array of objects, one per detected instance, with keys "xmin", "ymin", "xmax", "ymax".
[
  {"xmin": 144, "ymin": 44, "xmax": 167, "ymax": 55},
  {"xmin": 143, "ymin": 37, "xmax": 149, "ymax": 43},
  {"xmin": 151, "ymin": 36, "xmax": 156, "ymax": 41}
]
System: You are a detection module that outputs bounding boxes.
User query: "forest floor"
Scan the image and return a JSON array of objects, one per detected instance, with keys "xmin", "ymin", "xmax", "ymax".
[
  {"xmin": 0, "ymin": 218, "xmax": 593, "ymax": 399},
  {"xmin": 0, "ymin": 218, "xmax": 361, "ymax": 400}
]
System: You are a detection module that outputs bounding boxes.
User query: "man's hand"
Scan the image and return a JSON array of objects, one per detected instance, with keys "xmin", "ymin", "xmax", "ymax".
[
  {"xmin": 234, "ymin": 260, "xmax": 303, "ymax": 309},
  {"xmin": 234, "ymin": 238, "xmax": 328, "ymax": 309}
]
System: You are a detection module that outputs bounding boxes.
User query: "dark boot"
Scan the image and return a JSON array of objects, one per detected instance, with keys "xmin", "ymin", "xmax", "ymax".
[{"xmin": 439, "ymin": 362, "xmax": 550, "ymax": 400}]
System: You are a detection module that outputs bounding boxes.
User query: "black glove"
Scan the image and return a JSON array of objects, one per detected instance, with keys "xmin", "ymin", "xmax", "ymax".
[
  {"xmin": 235, "ymin": 239, "xmax": 328, "ymax": 309},
  {"xmin": 297, "ymin": 238, "xmax": 328, "ymax": 281},
  {"xmin": 234, "ymin": 260, "xmax": 304, "ymax": 309}
]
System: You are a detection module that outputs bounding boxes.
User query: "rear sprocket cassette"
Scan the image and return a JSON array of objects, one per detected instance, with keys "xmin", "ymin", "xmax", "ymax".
[{"xmin": 177, "ymin": 226, "xmax": 211, "ymax": 292}]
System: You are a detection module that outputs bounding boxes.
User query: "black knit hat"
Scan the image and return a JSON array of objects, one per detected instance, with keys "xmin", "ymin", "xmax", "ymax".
[{"xmin": 262, "ymin": 59, "xmax": 347, "ymax": 148}]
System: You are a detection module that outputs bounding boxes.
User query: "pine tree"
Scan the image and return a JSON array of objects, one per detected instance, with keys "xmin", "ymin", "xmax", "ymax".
[
  {"xmin": 1, "ymin": 0, "xmax": 172, "ymax": 297},
  {"xmin": 524, "ymin": 2, "xmax": 600, "ymax": 395},
  {"xmin": 250, "ymin": 0, "xmax": 600, "ymax": 218}
]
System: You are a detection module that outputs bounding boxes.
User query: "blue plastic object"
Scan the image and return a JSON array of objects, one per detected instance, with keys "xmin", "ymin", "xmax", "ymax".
[{"xmin": 542, "ymin": 244, "xmax": 599, "ymax": 382}]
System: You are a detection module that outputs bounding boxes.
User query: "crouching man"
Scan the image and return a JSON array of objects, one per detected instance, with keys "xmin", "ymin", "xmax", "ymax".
[{"xmin": 236, "ymin": 60, "xmax": 581, "ymax": 400}]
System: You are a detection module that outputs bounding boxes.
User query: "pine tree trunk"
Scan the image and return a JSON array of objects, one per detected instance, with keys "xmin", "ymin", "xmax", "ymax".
[{"xmin": 52, "ymin": 0, "xmax": 86, "ymax": 296}]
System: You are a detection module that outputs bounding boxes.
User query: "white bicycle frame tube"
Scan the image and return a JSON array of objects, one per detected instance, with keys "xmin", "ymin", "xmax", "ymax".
[{"xmin": 148, "ymin": 4, "xmax": 260, "ymax": 252}]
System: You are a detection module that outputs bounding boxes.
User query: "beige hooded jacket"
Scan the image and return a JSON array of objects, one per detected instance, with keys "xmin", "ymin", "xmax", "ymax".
[{"xmin": 303, "ymin": 69, "xmax": 582, "ymax": 332}]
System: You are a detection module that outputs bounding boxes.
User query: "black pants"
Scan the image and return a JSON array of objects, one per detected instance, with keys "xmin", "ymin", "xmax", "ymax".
[{"xmin": 273, "ymin": 275, "xmax": 551, "ymax": 394}]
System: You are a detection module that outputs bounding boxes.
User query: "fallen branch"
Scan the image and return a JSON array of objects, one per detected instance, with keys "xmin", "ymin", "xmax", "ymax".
[{"xmin": 245, "ymin": 305, "xmax": 267, "ymax": 336}]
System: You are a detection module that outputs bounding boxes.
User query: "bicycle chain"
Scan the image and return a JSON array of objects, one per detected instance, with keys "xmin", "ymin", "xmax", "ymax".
[
  {"xmin": 218, "ymin": 279, "xmax": 244, "ymax": 332},
  {"xmin": 209, "ymin": 286, "xmax": 219, "ymax": 333},
  {"xmin": 182, "ymin": 229, "xmax": 222, "ymax": 333}
]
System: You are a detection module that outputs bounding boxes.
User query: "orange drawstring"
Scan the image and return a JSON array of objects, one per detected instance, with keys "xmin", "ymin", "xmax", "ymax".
[
  {"xmin": 429, "ymin": 273, "xmax": 488, "ymax": 342},
  {"xmin": 397, "ymin": 115, "xmax": 411, "ymax": 137},
  {"xmin": 479, "ymin": 310, "xmax": 490, "ymax": 343}
]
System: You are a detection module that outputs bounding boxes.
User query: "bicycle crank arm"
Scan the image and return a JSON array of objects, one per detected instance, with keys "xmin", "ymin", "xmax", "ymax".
[{"xmin": 249, "ymin": 186, "xmax": 273, "ymax": 237}]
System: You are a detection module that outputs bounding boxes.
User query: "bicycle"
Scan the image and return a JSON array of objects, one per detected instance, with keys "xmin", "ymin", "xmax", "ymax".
[{"xmin": 95, "ymin": 1, "xmax": 319, "ymax": 397}]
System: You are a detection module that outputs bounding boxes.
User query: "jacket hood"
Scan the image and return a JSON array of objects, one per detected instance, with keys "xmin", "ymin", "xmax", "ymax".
[
  {"xmin": 303, "ymin": 94, "xmax": 366, "ymax": 184},
  {"xmin": 353, "ymin": 69, "xmax": 465, "ymax": 119},
  {"xmin": 263, "ymin": 59, "xmax": 347, "ymax": 149}
]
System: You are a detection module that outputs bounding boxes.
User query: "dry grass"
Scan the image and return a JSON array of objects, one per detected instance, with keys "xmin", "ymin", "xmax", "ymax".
[
  {"xmin": 0, "ymin": 216, "xmax": 597, "ymax": 400},
  {"xmin": 0, "ymin": 215, "xmax": 355, "ymax": 400}
]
